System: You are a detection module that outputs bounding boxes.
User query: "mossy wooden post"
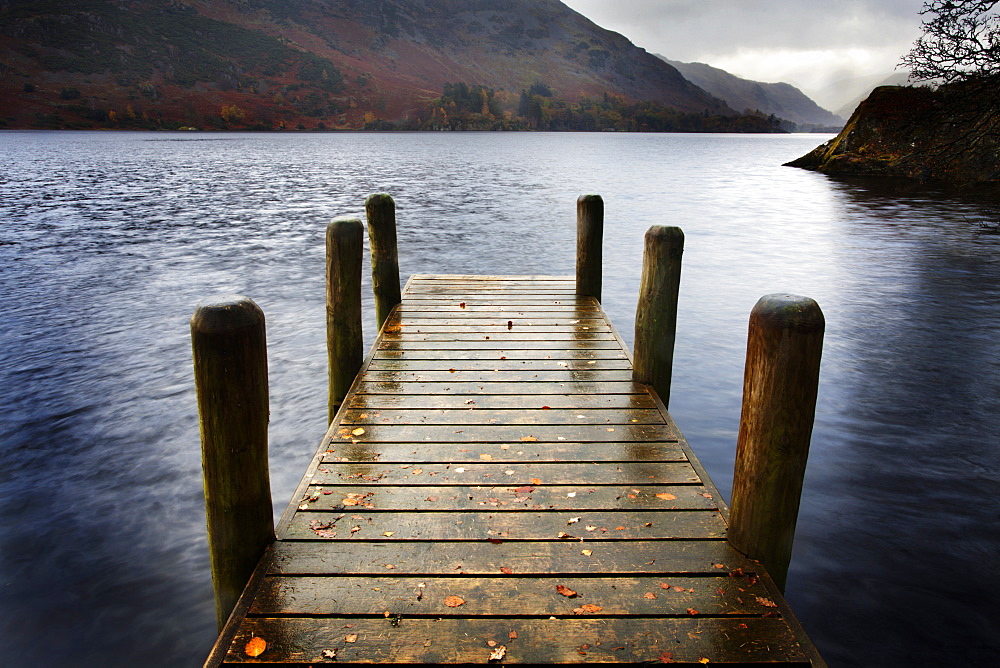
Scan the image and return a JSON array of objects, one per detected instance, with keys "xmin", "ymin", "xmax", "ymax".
[
  {"xmin": 633, "ymin": 226, "xmax": 684, "ymax": 408},
  {"xmin": 729, "ymin": 294, "xmax": 824, "ymax": 593},
  {"xmin": 327, "ymin": 217, "xmax": 364, "ymax": 424},
  {"xmin": 191, "ymin": 295, "xmax": 274, "ymax": 631},
  {"xmin": 576, "ymin": 194, "xmax": 604, "ymax": 302},
  {"xmin": 365, "ymin": 193, "xmax": 401, "ymax": 332}
]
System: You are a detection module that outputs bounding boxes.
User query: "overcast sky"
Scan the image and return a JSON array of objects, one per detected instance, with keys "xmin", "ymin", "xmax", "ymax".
[{"xmin": 561, "ymin": 0, "xmax": 927, "ymax": 106}]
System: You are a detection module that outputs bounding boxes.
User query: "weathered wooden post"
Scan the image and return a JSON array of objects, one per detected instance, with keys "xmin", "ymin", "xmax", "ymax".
[
  {"xmin": 576, "ymin": 194, "xmax": 604, "ymax": 302},
  {"xmin": 728, "ymin": 294, "xmax": 824, "ymax": 592},
  {"xmin": 191, "ymin": 295, "xmax": 274, "ymax": 631},
  {"xmin": 365, "ymin": 193, "xmax": 401, "ymax": 332},
  {"xmin": 633, "ymin": 226, "xmax": 684, "ymax": 408},
  {"xmin": 327, "ymin": 217, "xmax": 364, "ymax": 424}
]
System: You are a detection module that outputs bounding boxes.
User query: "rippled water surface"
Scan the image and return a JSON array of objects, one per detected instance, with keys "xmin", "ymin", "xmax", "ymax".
[{"xmin": 1, "ymin": 131, "xmax": 998, "ymax": 666}]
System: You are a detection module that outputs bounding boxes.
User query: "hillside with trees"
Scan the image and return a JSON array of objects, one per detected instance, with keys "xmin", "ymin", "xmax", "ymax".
[{"xmin": 0, "ymin": 0, "xmax": 758, "ymax": 131}]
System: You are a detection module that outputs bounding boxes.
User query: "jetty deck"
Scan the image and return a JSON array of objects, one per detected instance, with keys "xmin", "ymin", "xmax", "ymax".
[{"xmin": 206, "ymin": 275, "xmax": 823, "ymax": 666}]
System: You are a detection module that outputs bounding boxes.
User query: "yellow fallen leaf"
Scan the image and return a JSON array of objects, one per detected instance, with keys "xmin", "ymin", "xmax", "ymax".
[
  {"xmin": 352, "ymin": 428, "xmax": 366, "ymax": 436},
  {"xmin": 345, "ymin": 633, "xmax": 358, "ymax": 643},
  {"xmin": 530, "ymin": 478, "xmax": 543, "ymax": 485},
  {"xmin": 699, "ymin": 659, "xmax": 711, "ymax": 664},
  {"xmin": 479, "ymin": 454, "xmax": 493, "ymax": 461},
  {"xmin": 383, "ymin": 532, "xmax": 395, "ymax": 537},
  {"xmin": 520, "ymin": 435, "xmax": 537, "ymax": 442},
  {"xmin": 489, "ymin": 645, "xmax": 507, "ymax": 661},
  {"xmin": 656, "ymin": 493, "xmax": 678, "ymax": 500},
  {"xmin": 245, "ymin": 636, "xmax": 267, "ymax": 657},
  {"xmin": 581, "ymin": 549, "xmax": 593, "ymax": 556}
]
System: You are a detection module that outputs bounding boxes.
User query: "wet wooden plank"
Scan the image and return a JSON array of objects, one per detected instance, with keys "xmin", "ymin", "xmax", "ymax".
[
  {"xmin": 285, "ymin": 509, "xmax": 727, "ymax": 541},
  {"xmin": 359, "ymin": 369, "xmax": 633, "ymax": 382},
  {"xmin": 321, "ymin": 441, "xmax": 684, "ymax": 464},
  {"xmin": 355, "ymin": 380, "xmax": 648, "ymax": 393},
  {"xmin": 269, "ymin": 540, "xmax": 751, "ymax": 576},
  {"xmin": 339, "ymin": 407, "xmax": 665, "ymax": 425},
  {"xmin": 251, "ymin": 574, "xmax": 777, "ymax": 616},
  {"xmin": 344, "ymin": 393, "xmax": 654, "ymax": 410},
  {"xmin": 376, "ymin": 340, "xmax": 625, "ymax": 350},
  {"xmin": 296, "ymin": 485, "xmax": 716, "ymax": 512},
  {"xmin": 367, "ymin": 358, "xmax": 633, "ymax": 370},
  {"xmin": 373, "ymin": 349, "xmax": 627, "ymax": 360},
  {"xmin": 310, "ymin": 462, "xmax": 701, "ymax": 486},
  {"xmin": 223, "ymin": 617, "xmax": 809, "ymax": 665},
  {"xmin": 329, "ymin": 424, "xmax": 679, "ymax": 443},
  {"xmin": 379, "ymin": 331, "xmax": 617, "ymax": 341}
]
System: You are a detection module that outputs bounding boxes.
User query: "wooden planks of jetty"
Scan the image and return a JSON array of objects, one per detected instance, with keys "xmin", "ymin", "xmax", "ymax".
[{"xmin": 205, "ymin": 275, "xmax": 823, "ymax": 666}]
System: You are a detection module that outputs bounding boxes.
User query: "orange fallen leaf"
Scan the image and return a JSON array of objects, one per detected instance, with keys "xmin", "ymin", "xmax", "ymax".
[
  {"xmin": 520, "ymin": 436, "xmax": 538, "ymax": 442},
  {"xmin": 755, "ymin": 596, "xmax": 778, "ymax": 608},
  {"xmin": 655, "ymin": 493, "xmax": 677, "ymax": 501},
  {"xmin": 686, "ymin": 607, "xmax": 699, "ymax": 615},
  {"xmin": 659, "ymin": 651, "xmax": 676, "ymax": 663},
  {"xmin": 644, "ymin": 592, "xmax": 657, "ymax": 599},
  {"xmin": 529, "ymin": 478, "xmax": 543, "ymax": 485},
  {"xmin": 245, "ymin": 636, "xmax": 267, "ymax": 657},
  {"xmin": 444, "ymin": 595, "xmax": 465, "ymax": 607},
  {"xmin": 480, "ymin": 454, "xmax": 493, "ymax": 461},
  {"xmin": 699, "ymin": 659, "xmax": 711, "ymax": 664},
  {"xmin": 500, "ymin": 567, "xmax": 513, "ymax": 574},
  {"xmin": 615, "ymin": 526, "xmax": 626, "ymax": 531},
  {"xmin": 556, "ymin": 584, "xmax": 577, "ymax": 598},
  {"xmin": 345, "ymin": 633, "xmax": 358, "ymax": 643},
  {"xmin": 459, "ymin": 302, "xmax": 466, "ymax": 308},
  {"xmin": 508, "ymin": 631, "xmax": 518, "ymax": 640},
  {"xmin": 573, "ymin": 604, "xmax": 602, "ymax": 614}
]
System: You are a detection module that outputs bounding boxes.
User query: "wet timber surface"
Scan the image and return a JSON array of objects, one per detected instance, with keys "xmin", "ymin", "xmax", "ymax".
[{"xmin": 206, "ymin": 275, "xmax": 824, "ymax": 666}]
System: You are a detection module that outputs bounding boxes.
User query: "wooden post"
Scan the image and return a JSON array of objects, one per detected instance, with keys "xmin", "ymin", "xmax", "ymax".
[
  {"xmin": 191, "ymin": 295, "xmax": 274, "ymax": 631},
  {"xmin": 576, "ymin": 194, "xmax": 604, "ymax": 302},
  {"xmin": 327, "ymin": 217, "xmax": 364, "ymax": 424},
  {"xmin": 728, "ymin": 294, "xmax": 824, "ymax": 593},
  {"xmin": 365, "ymin": 193, "xmax": 401, "ymax": 332},
  {"xmin": 632, "ymin": 226, "xmax": 684, "ymax": 408}
]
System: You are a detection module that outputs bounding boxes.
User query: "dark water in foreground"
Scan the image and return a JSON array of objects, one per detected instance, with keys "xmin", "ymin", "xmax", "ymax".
[{"xmin": 1, "ymin": 131, "xmax": 998, "ymax": 666}]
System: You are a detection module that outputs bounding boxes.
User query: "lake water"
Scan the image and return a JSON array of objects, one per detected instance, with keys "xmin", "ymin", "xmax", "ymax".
[{"xmin": 1, "ymin": 130, "xmax": 998, "ymax": 666}]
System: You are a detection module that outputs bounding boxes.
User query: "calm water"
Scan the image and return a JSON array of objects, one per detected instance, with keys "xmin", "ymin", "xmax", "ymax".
[{"xmin": 1, "ymin": 131, "xmax": 998, "ymax": 666}]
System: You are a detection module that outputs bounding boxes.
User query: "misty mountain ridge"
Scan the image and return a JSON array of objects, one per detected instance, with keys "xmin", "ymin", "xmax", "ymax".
[{"xmin": 659, "ymin": 57, "xmax": 844, "ymax": 129}]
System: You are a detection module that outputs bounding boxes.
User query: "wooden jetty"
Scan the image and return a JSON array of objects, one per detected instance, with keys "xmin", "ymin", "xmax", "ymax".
[{"xmin": 198, "ymin": 196, "xmax": 825, "ymax": 666}]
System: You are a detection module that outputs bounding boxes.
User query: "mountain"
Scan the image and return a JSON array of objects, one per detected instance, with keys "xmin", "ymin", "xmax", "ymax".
[
  {"xmin": 660, "ymin": 57, "xmax": 843, "ymax": 129},
  {"xmin": 0, "ymin": 0, "xmax": 732, "ymax": 130}
]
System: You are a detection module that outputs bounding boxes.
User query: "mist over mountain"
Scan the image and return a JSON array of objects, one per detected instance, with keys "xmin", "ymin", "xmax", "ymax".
[
  {"xmin": 660, "ymin": 57, "xmax": 844, "ymax": 129},
  {"xmin": 0, "ymin": 0, "xmax": 737, "ymax": 130}
]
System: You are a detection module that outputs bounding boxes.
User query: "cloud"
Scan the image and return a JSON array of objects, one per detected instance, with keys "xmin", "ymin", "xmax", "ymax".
[{"xmin": 562, "ymin": 0, "xmax": 927, "ymax": 98}]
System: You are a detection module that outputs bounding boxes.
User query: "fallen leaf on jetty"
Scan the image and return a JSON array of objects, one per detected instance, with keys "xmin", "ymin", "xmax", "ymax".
[
  {"xmin": 644, "ymin": 592, "xmax": 657, "ymax": 599},
  {"xmin": 573, "ymin": 604, "xmax": 602, "ymax": 614},
  {"xmin": 489, "ymin": 645, "xmax": 507, "ymax": 661},
  {"xmin": 656, "ymin": 493, "xmax": 677, "ymax": 500},
  {"xmin": 659, "ymin": 651, "xmax": 676, "ymax": 663},
  {"xmin": 345, "ymin": 633, "xmax": 358, "ymax": 643},
  {"xmin": 322, "ymin": 648, "xmax": 337, "ymax": 659},
  {"xmin": 581, "ymin": 549, "xmax": 593, "ymax": 556},
  {"xmin": 686, "ymin": 608, "xmax": 699, "ymax": 615},
  {"xmin": 508, "ymin": 631, "xmax": 518, "ymax": 640},
  {"xmin": 556, "ymin": 584, "xmax": 578, "ymax": 598},
  {"xmin": 480, "ymin": 454, "xmax": 493, "ymax": 461},
  {"xmin": 444, "ymin": 595, "xmax": 466, "ymax": 607},
  {"xmin": 459, "ymin": 302, "xmax": 466, "ymax": 308},
  {"xmin": 245, "ymin": 637, "xmax": 267, "ymax": 657},
  {"xmin": 520, "ymin": 435, "xmax": 538, "ymax": 442},
  {"xmin": 756, "ymin": 596, "xmax": 778, "ymax": 608},
  {"xmin": 530, "ymin": 478, "xmax": 543, "ymax": 485},
  {"xmin": 351, "ymin": 428, "xmax": 366, "ymax": 436}
]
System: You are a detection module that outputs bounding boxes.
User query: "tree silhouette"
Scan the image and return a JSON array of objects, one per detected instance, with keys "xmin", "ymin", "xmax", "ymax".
[{"xmin": 901, "ymin": 1, "xmax": 1000, "ymax": 83}]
